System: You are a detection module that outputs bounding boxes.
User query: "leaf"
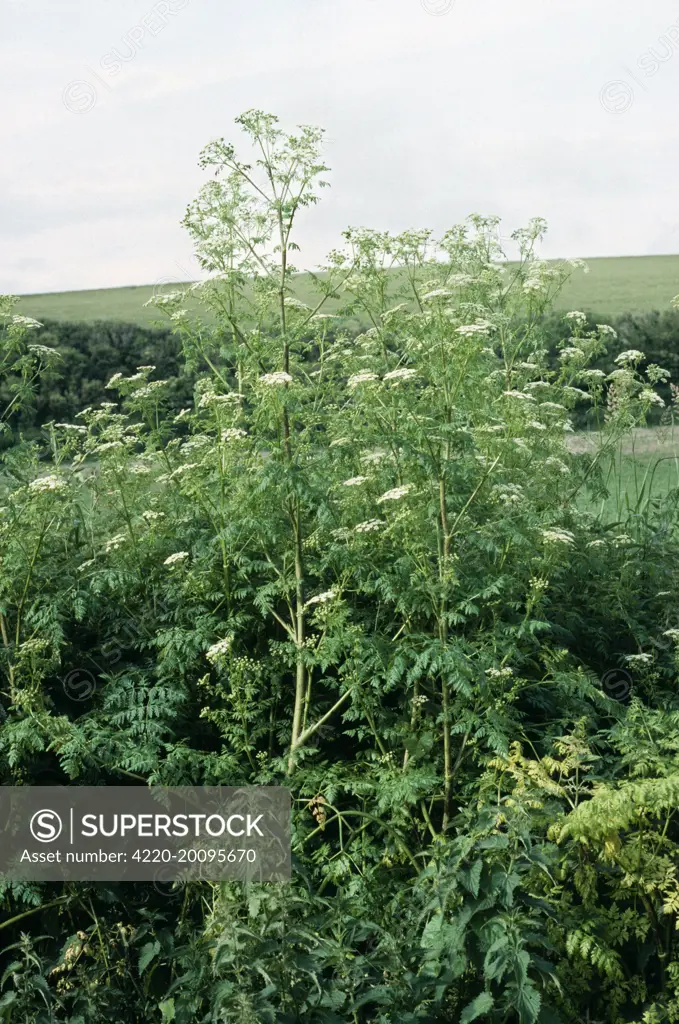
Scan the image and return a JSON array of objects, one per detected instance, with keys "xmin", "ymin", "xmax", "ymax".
[
  {"xmin": 477, "ymin": 835, "xmax": 509, "ymax": 850},
  {"xmin": 460, "ymin": 990, "xmax": 494, "ymax": 1023},
  {"xmin": 159, "ymin": 997, "xmax": 175, "ymax": 1021},
  {"xmin": 460, "ymin": 858, "xmax": 483, "ymax": 898},
  {"xmin": 138, "ymin": 939, "xmax": 160, "ymax": 976},
  {"xmin": 514, "ymin": 981, "xmax": 542, "ymax": 1024},
  {"xmin": 350, "ymin": 985, "xmax": 395, "ymax": 1010}
]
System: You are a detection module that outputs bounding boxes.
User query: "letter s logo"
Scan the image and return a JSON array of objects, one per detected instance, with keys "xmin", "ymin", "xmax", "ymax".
[{"xmin": 30, "ymin": 809, "xmax": 63, "ymax": 843}]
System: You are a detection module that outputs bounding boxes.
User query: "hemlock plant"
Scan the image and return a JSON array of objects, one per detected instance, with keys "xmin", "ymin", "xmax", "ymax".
[{"xmin": 1, "ymin": 112, "xmax": 679, "ymax": 1023}]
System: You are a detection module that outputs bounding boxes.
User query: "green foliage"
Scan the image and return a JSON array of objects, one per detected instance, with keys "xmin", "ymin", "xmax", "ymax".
[
  {"xmin": 0, "ymin": 317, "xmax": 192, "ymax": 446},
  {"xmin": 2, "ymin": 110, "xmax": 679, "ymax": 1023}
]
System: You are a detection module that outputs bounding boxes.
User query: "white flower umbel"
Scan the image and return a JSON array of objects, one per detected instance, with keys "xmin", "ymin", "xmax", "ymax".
[
  {"xmin": 503, "ymin": 390, "xmax": 536, "ymax": 401},
  {"xmin": 28, "ymin": 343, "xmax": 58, "ymax": 358},
  {"xmin": 614, "ymin": 349, "xmax": 645, "ymax": 366},
  {"xmin": 348, "ymin": 372, "xmax": 379, "ymax": 388},
  {"xmin": 94, "ymin": 441, "xmax": 125, "ymax": 453},
  {"xmin": 206, "ymin": 636, "xmax": 233, "ymax": 663},
  {"xmin": 28, "ymin": 474, "xmax": 68, "ymax": 493},
  {"xmin": 541, "ymin": 528, "xmax": 575, "ymax": 545},
  {"xmin": 383, "ymin": 368, "xmax": 417, "ymax": 382},
  {"xmin": 259, "ymin": 372, "xmax": 293, "ymax": 386},
  {"xmin": 12, "ymin": 315, "xmax": 42, "ymax": 329},
  {"xmin": 624, "ymin": 652, "xmax": 652, "ymax": 665},
  {"xmin": 343, "ymin": 476, "xmax": 369, "ymax": 487},
  {"xmin": 55, "ymin": 423, "xmax": 87, "ymax": 434},
  {"xmin": 565, "ymin": 311, "xmax": 587, "ymax": 325},
  {"xmin": 164, "ymin": 551, "xmax": 189, "ymax": 566},
  {"xmin": 421, "ymin": 289, "xmax": 453, "ymax": 301},
  {"xmin": 355, "ymin": 519, "xmax": 384, "ymax": 533},
  {"xmin": 377, "ymin": 484, "xmax": 414, "ymax": 503},
  {"xmin": 104, "ymin": 533, "xmax": 127, "ymax": 553},
  {"xmin": 221, "ymin": 428, "xmax": 248, "ymax": 441},
  {"xmin": 134, "ymin": 382, "xmax": 169, "ymax": 399},
  {"xmin": 456, "ymin": 320, "xmax": 494, "ymax": 337},
  {"xmin": 305, "ymin": 589, "xmax": 337, "ymax": 608}
]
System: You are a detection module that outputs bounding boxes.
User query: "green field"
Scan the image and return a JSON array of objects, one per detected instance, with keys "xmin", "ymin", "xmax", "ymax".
[
  {"xmin": 13, "ymin": 253, "xmax": 679, "ymax": 328},
  {"xmin": 569, "ymin": 427, "xmax": 679, "ymax": 519}
]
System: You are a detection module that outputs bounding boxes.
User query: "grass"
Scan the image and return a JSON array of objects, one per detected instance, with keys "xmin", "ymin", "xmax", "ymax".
[
  {"xmin": 569, "ymin": 426, "xmax": 679, "ymax": 521},
  {"xmin": 13, "ymin": 254, "xmax": 679, "ymax": 328}
]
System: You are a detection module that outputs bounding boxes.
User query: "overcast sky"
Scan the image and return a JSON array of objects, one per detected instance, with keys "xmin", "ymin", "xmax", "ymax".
[{"xmin": 3, "ymin": 0, "xmax": 679, "ymax": 295}]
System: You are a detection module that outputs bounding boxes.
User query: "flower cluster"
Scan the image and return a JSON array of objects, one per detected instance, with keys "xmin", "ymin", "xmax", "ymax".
[
  {"xmin": 383, "ymin": 368, "xmax": 417, "ymax": 383},
  {"xmin": 355, "ymin": 519, "xmax": 384, "ymax": 533},
  {"xmin": 541, "ymin": 528, "xmax": 575, "ymax": 545},
  {"xmin": 206, "ymin": 636, "xmax": 234, "ymax": 663},
  {"xmin": 348, "ymin": 372, "xmax": 378, "ymax": 388},
  {"xmin": 377, "ymin": 484, "xmax": 414, "ymax": 503},
  {"xmin": 259, "ymin": 372, "xmax": 293, "ymax": 386},
  {"xmin": 305, "ymin": 589, "xmax": 337, "ymax": 607},
  {"xmin": 164, "ymin": 551, "xmax": 189, "ymax": 566},
  {"xmin": 28, "ymin": 474, "xmax": 68, "ymax": 493}
]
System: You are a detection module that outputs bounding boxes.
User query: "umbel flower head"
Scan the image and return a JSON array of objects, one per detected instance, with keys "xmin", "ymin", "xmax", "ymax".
[
  {"xmin": 28, "ymin": 474, "xmax": 68, "ymax": 493},
  {"xmin": 383, "ymin": 368, "xmax": 417, "ymax": 383},
  {"xmin": 206, "ymin": 636, "xmax": 234, "ymax": 664},
  {"xmin": 348, "ymin": 372, "xmax": 379, "ymax": 388},
  {"xmin": 164, "ymin": 551, "xmax": 189, "ymax": 566},
  {"xmin": 377, "ymin": 484, "xmax": 414, "ymax": 503},
  {"xmin": 305, "ymin": 589, "xmax": 337, "ymax": 608},
  {"xmin": 614, "ymin": 349, "xmax": 645, "ymax": 366},
  {"xmin": 259, "ymin": 371, "xmax": 293, "ymax": 386}
]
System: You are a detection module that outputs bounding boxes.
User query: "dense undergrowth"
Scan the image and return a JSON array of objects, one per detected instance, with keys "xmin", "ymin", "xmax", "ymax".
[{"xmin": 2, "ymin": 111, "xmax": 679, "ymax": 1023}]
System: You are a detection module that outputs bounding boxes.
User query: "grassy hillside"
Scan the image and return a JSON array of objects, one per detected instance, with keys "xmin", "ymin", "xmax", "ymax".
[{"xmin": 13, "ymin": 254, "xmax": 679, "ymax": 328}]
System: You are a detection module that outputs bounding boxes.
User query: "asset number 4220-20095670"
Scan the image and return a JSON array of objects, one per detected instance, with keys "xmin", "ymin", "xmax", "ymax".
[{"xmin": 131, "ymin": 848, "xmax": 257, "ymax": 863}]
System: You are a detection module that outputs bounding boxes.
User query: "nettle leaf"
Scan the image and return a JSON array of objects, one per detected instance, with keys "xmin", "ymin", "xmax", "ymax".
[
  {"xmin": 460, "ymin": 990, "xmax": 494, "ymax": 1024},
  {"xmin": 138, "ymin": 940, "xmax": 161, "ymax": 976},
  {"xmin": 511, "ymin": 980, "xmax": 542, "ymax": 1024},
  {"xmin": 159, "ymin": 998, "xmax": 176, "ymax": 1021},
  {"xmin": 460, "ymin": 859, "xmax": 483, "ymax": 898}
]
